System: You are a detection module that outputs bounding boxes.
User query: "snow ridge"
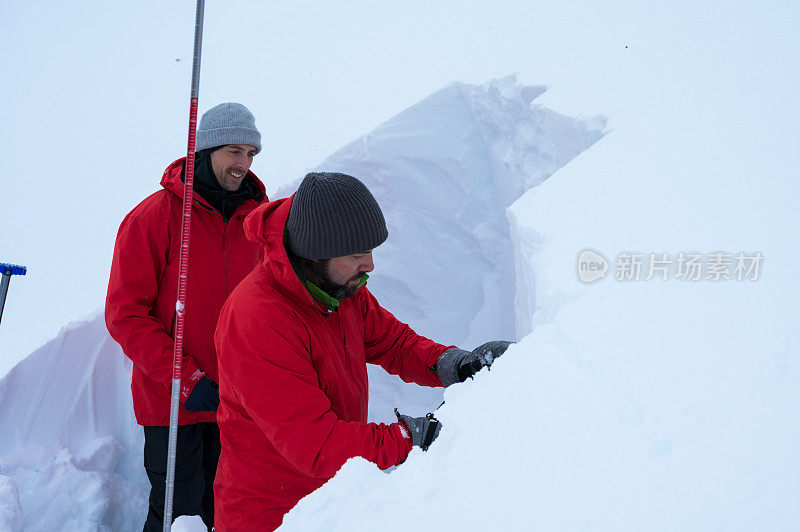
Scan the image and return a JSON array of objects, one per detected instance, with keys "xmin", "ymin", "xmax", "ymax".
[
  {"xmin": 278, "ymin": 75, "xmax": 605, "ymax": 424},
  {"xmin": 282, "ymin": 74, "xmax": 605, "ymax": 347}
]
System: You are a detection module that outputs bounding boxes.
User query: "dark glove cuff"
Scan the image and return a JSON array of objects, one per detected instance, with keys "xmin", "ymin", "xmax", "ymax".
[
  {"xmin": 436, "ymin": 348, "xmax": 470, "ymax": 387},
  {"xmin": 395, "ymin": 409, "xmax": 441, "ymax": 451}
]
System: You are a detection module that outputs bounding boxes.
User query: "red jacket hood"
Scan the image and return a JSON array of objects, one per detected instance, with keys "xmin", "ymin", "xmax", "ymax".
[
  {"xmin": 243, "ymin": 195, "xmax": 323, "ymax": 310},
  {"xmin": 160, "ymin": 157, "xmax": 267, "ymax": 212},
  {"xmin": 243, "ymin": 195, "xmax": 292, "ymax": 246}
]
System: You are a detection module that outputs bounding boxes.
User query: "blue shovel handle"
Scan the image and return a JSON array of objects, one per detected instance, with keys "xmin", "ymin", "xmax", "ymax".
[
  {"xmin": 0, "ymin": 263, "xmax": 27, "ymax": 276},
  {"xmin": 0, "ymin": 263, "xmax": 27, "ymax": 325}
]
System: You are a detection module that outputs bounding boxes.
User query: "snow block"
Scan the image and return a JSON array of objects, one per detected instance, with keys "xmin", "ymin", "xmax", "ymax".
[{"xmin": 0, "ymin": 476, "xmax": 23, "ymax": 532}]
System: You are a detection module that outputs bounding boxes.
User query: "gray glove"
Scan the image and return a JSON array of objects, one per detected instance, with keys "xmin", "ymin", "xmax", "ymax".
[
  {"xmin": 395, "ymin": 409, "xmax": 441, "ymax": 451},
  {"xmin": 436, "ymin": 340, "xmax": 512, "ymax": 387}
]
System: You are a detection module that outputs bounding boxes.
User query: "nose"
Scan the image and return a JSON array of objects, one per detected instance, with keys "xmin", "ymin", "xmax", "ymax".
[
  {"xmin": 361, "ymin": 251, "xmax": 374, "ymax": 273},
  {"xmin": 236, "ymin": 152, "xmax": 253, "ymax": 171}
]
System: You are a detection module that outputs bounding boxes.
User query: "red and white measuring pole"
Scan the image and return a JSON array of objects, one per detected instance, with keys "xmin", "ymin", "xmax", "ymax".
[{"xmin": 164, "ymin": 0, "xmax": 205, "ymax": 529}]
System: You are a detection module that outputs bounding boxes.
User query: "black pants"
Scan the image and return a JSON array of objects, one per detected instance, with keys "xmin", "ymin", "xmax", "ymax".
[{"xmin": 142, "ymin": 422, "xmax": 220, "ymax": 532}]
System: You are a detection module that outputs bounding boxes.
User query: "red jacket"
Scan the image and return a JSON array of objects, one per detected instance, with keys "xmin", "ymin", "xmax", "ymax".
[
  {"xmin": 105, "ymin": 158, "xmax": 266, "ymax": 426},
  {"xmin": 213, "ymin": 196, "xmax": 449, "ymax": 531}
]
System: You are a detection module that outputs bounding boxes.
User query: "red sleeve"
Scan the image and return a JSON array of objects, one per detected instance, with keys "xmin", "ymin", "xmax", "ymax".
[
  {"xmin": 105, "ymin": 194, "xmax": 202, "ymax": 397},
  {"xmin": 216, "ymin": 302, "xmax": 413, "ymax": 478},
  {"xmin": 359, "ymin": 287, "xmax": 450, "ymax": 388}
]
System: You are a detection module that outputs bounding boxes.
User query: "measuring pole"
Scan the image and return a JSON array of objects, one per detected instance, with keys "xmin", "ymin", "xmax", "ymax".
[
  {"xmin": 0, "ymin": 263, "xmax": 27, "ymax": 325},
  {"xmin": 163, "ymin": 0, "xmax": 205, "ymax": 529}
]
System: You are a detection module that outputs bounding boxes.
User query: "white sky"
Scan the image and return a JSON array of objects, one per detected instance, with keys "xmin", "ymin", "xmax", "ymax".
[{"xmin": 1, "ymin": 0, "xmax": 798, "ymax": 375}]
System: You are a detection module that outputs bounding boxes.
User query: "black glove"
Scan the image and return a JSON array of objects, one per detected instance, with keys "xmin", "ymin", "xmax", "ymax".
[
  {"xmin": 183, "ymin": 377, "xmax": 220, "ymax": 412},
  {"xmin": 395, "ymin": 409, "xmax": 441, "ymax": 451},
  {"xmin": 436, "ymin": 340, "xmax": 513, "ymax": 387}
]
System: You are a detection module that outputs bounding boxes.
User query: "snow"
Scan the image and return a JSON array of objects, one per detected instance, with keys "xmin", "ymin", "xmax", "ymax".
[
  {"xmin": 0, "ymin": 475, "xmax": 23, "ymax": 532},
  {"xmin": 1, "ymin": 1, "xmax": 798, "ymax": 530},
  {"xmin": 0, "ymin": 442, "xmax": 145, "ymax": 531},
  {"xmin": 171, "ymin": 516, "xmax": 206, "ymax": 532},
  {"xmin": 0, "ymin": 316, "xmax": 147, "ymax": 530}
]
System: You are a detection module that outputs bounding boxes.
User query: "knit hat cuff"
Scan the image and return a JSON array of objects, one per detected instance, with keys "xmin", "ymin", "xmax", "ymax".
[{"xmin": 196, "ymin": 126, "xmax": 262, "ymax": 154}]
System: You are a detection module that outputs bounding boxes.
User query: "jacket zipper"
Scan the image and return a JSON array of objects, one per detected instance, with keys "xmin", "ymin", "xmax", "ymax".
[
  {"xmin": 337, "ymin": 313, "xmax": 355, "ymax": 376},
  {"xmin": 222, "ymin": 220, "xmax": 229, "ymax": 295}
]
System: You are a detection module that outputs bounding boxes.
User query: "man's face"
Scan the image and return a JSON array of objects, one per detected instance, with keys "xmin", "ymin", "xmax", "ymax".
[
  {"xmin": 318, "ymin": 251, "xmax": 375, "ymax": 299},
  {"xmin": 209, "ymin": 144, "xmax": 258, "ymax": 191}
]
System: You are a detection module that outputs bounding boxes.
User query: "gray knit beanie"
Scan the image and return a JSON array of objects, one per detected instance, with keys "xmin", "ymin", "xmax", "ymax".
[
  {"xmin": 196, "ymin": 102, "xmax": 261, "ymax": 153},
  {"xmin": 286, "ymin": 172, "xmax": 389, "ymax": 259}
]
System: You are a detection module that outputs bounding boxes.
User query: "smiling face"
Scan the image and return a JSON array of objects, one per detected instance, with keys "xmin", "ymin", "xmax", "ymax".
[{"xmin": 209, "ymin": 144, "xmax": 258, "ymax": 191}]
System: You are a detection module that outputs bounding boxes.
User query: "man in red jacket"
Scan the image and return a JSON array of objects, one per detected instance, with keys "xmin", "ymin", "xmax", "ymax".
[
  {"xmin": 105, "ymin": 103, "xmax": 268, "ymax": 531},
  {"xmin": 213, "ymin": 172, "xmax": 511, "ymax": 530}
]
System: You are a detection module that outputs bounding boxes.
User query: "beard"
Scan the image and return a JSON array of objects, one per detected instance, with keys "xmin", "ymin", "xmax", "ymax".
[{"xmin": 309, "ymin": 260, "xmax": 363, "ymax": 300}]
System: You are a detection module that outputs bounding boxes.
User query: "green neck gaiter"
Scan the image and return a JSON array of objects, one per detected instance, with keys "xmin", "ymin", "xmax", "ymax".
[{"xmin": 303, "ymin": 274, "xmax": 368, "ymax": 310}]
